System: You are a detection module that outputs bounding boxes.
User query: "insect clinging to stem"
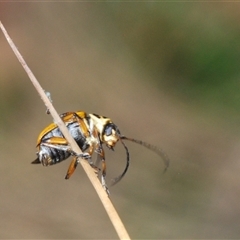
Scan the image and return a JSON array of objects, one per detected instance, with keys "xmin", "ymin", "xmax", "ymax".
[{"xmin": 32, "ymin": 111, "xmax": 169, "ymax": 194}]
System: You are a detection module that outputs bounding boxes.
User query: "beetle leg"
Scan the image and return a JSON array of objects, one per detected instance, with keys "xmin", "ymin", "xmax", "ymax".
[
  {"xmin": 86, "ymin": 145, "xmax": 100, "ymax": 172},
  {"xmin": 34, "ymin": 137, "xmax": 70, "ymax": 166},
  {"xmin": 41, "ymin": 142, "xmax": 70, "ymax": 152},
  {"xmin": 97, "ymin": 146, "xmax": 109, "ymax": 195},
  {"xmin": 41, "ymin": 137, "xmax": 98, "ymax": 178},
  {"xmin": 65, "ymin": 152, "xmax": 92, "ymax": 179},
  {"xmin": 94, "ymin": 151, "xmax": 101, "ymax": 171},
  {"xmin": 41, "ymin": 138, "xmax": 87, "ymax": 157},
  {"xmin": 41, "ymin": 136, "xmax": 70, "ymax": 152},
  {"xmin": 65, "ymin": 156, "xmax": 79, "ymax": 179},
  {"xmin": 44, "ymin": 136, "xmax": 69, "ymax": 145}
]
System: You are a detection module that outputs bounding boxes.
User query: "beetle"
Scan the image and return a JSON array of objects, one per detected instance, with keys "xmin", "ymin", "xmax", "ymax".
[{"xmin": 32, "ymin": 111, "xmax": 169, "ymax": 193}]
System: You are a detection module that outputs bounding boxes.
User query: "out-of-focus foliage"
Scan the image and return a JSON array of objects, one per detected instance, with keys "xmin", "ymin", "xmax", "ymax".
[{"xmin": 105, "ymin": 4, "xmax": 240, "ymax": 117}]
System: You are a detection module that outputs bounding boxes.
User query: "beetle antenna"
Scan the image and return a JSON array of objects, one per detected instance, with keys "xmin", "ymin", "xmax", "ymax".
[
  {"xmin": 120, "ymin": 136, "xmax": 170, "ymax": 173},
  {"xmin": 111, "ymin": 137, "xmax": 130, "ymax": 186}
]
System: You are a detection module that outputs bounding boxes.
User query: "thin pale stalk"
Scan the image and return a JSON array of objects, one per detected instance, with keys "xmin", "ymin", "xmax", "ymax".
[{"xmin": 0, "ymin": 21, "xmax": 130, "ymax": 240}]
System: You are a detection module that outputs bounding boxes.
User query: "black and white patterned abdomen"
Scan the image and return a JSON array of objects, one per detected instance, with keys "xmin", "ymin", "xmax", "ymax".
[{"xmin": 37, "ymin": 122, "xmax": 90, "ymax": 165}]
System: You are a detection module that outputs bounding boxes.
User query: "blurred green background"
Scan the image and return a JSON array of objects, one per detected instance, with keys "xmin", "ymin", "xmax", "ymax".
[{"xmin": 1, "ymin": 3, "xmax": 240, "ymax": 239}]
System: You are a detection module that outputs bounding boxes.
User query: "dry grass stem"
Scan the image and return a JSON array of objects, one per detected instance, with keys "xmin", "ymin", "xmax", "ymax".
[{"xmin": 0, "ymin": 21, "xmax": 130, "ymax": 240}]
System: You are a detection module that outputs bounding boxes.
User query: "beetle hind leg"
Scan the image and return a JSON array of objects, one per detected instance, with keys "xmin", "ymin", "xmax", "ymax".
[
  {"xmin": 65, "ymin": 156, "xmax": 79, "ymax": 179},
  {"xmin": 65, "ymin": 153, "xmax": 91, "ymax": 179}
]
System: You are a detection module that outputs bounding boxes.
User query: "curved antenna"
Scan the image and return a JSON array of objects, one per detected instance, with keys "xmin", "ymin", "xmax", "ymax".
[
  {"xmin": 120, "ymin": 136, "xmax": 170, "ymax": 173},
  {"xmin": 111, "ymin": 138, "xmax": 130, "ymax": 186}
]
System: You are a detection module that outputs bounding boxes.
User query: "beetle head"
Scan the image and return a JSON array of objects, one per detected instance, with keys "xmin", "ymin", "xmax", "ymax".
[{"xmin": 102, "ymin": 123, "xmax": 121, "ymax": 149}]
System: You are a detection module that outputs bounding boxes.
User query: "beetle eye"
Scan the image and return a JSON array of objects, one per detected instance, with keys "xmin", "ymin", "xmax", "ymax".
[
  {"xmin": 105, "ymin": 124, "xmax": 113, "ymax": 136},
  {"xmin": 104, "ymin": 123, "xmax": 121, "ymax": 138}
]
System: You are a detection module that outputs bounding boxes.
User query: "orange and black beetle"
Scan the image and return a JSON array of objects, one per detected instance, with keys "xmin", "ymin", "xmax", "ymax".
[{"xmin": 32, "ymin": 111, "xmax": 169, "ymax": 193}]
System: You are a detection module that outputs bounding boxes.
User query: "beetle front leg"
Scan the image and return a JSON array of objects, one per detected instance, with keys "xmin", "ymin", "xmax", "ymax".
[
  {"xmin": 101, "ymin": 160, "xmax": 109, "ymax": 195},
  {"xmin": 97, "ymin": 146, "xmax": 109, "ymax": 195}
]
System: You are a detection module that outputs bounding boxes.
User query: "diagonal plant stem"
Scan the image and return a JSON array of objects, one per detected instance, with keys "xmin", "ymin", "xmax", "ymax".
[{"xmin": 0, "ymin": 21, "xmax": 130, "ymax": 240}]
